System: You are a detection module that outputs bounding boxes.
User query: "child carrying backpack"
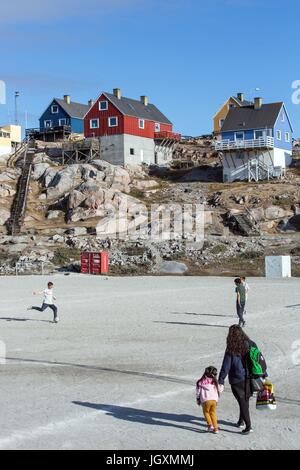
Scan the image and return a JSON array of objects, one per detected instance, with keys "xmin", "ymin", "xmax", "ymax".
[{"xmin": 196, "ymin": 366, "xmax": 224, "ymax": 434}]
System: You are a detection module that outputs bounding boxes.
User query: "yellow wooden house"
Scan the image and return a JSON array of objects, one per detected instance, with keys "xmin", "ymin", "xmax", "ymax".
[
  {"xmin": 213, "ymin": 93, "xmax": 252, "ymax": 135},
  {"xmin": 0, "ymin": 124, "xmax": 21, "ymax": 158}
]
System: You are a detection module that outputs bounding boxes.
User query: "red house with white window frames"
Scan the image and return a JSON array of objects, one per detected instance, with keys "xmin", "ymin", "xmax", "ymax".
[{"xmin": 84, "ymin": 88, "xmax": 180, "ymax": 166}]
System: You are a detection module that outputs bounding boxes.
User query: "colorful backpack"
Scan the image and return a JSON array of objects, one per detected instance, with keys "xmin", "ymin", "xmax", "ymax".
[
  {"xmin": 256, "ymin": 382, "xmax": 277, "ymax": 411},
  {"xmin": 247, "ymin": 344, "xmax": 267, "ymax": 378}
]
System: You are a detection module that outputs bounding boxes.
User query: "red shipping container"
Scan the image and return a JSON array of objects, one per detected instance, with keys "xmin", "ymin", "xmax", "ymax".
[
  {"xmin": 81, "ymin": 252, "xmax": 109, "ymax": 275},
  {"xmin": 100, "ymin": 251, "xmax": 109, "ymax": 274}
]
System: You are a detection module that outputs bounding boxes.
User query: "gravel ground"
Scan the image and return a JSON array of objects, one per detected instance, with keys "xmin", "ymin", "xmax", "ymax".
[{"xmin": 0, "ymin": 274, "xmax": 299, "ymax": 450}]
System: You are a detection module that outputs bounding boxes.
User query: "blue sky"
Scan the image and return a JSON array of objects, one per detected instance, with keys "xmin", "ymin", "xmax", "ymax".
[{"xmin": 0, "ymin": 0, "xmax": 300, "ymax": 136}]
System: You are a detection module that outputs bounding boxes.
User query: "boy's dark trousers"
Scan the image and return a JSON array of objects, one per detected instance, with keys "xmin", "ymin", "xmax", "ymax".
[
  {"xmin": 32, "ymin": 303, "xmax": 58, "ymax": 320},
  {"xmin": 236, "ymin": 301, "xmax": 246, "ymax": 326}
]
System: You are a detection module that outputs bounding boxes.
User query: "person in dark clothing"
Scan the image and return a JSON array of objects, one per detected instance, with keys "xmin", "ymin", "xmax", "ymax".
[
  {"xmin": 218, "ymin": 325, "xmax": 254, "ymax": 435},
  {"xmin": 234, "ymin": 278, "xmax": 246, "ymax": 327}
]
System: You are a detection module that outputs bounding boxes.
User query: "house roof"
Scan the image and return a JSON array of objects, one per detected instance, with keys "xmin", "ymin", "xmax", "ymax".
[
  {"xmin": 221, "ymin": 102, "xmax": 285, "ymax": 132},
  {"xmin": 213, "ymin": 95, "xmax": 253, "ymax": 118},
  {"xmin": 233, "ymin": 96, "xmax": 253, "ymax": 107},
  {"xmin": 54, "ymin": 98, "xmax": 90, "ymax": 119},
  {"xmin": 103, "ymin": 92, "xmax": 172, "ymax": 125}
]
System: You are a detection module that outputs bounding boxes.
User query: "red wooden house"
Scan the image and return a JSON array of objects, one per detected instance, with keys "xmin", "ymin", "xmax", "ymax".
[{"xmin": 84, "ymin": 88, "xmax": 180, "ymax": 166}]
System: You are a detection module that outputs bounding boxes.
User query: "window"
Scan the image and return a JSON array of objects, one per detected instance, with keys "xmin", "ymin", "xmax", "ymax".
[
  {"xmin": 285, "ymin": 132, "xmax": 290, "ymax": 142},
  {"xmin": 219, "ymin": 119, "xmax": 225, "ymax": 128},
  {"xmin": 99, "ymin": 100, "xmax": 108, "ymax": 111},
  {"xmin": 276, "ymin": 130, "xmax": 282, "ymax": 140},
  {"xmin": 44, "ymin": 120, "xmax": 52, "ymax": 128},
  {"xmin": 0, "ymin": 131, "xmax": 10, "ymax": 138},
  {"xmin": 229, "ymin": 104, "xmax": 235, "ymax": 109},
  {"xmin": 108, "ymin": 117, "xmax": 118, "ymax": 127},
  {"xmin": 139, "ymin": 119, "xmax": 145, "ymax": 129},
  {"xmin": 281, "ymin": 111, "xmax": 285, "ymax": 122},
  {"xmin": 130, "ymin": 148, "xmax": 135, "ymax": 155},
  {"xmin": 254, "ymin": 130, "xmax": 264, "ymax": 139},
  {"xmin": 51, "ymin": 105, "xmax": 58, "ymax": 113},
  {"xmin": 155, "ymin": 123, "xmax": 161, "ymax": 132},
  {"xmin": 59, "ymin": 118, "xmax": 67, "ymax": 126},
  {"xmin": 235, "ymin": 132, "xmax": 244, "ymax": 141},
  {"xmin": 90, "ymin": 119, "xmax": 99, "ymax": 129}
]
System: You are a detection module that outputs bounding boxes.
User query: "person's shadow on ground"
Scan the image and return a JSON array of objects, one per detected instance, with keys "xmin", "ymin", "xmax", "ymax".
[
  {"xmin": 0, "ymin": 317, "xmax": 52, "ymax": 323},
  {"xmin": 72, "ymin": 402, "xmax": 239, "ymax": 434}
]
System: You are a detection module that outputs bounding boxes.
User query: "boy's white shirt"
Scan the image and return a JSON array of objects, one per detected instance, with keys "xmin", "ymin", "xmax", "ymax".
[
  {"xmin": 43, "ymin": 288, "xmax": 55, "ymax": 304},
  {"xmin": 243, "ymin": 282, "xmax": 250, "ymax": 300}
]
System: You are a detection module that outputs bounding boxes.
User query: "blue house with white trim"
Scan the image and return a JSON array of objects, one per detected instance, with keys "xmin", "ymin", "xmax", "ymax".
[
  {"xmin": 39, "ymin": 95, "xmax": 91, "ymax": 134},
  {"xmin": 215, "ymin": 98, "xmax": 293, "ymax": 182}
]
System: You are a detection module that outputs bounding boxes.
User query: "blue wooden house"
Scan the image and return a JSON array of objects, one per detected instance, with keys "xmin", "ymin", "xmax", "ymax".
[
  {"xmin": 215, "ymin": 98, "xmax": 293, "ymax": 182},
  {"xmin": 38, "ymin": 95, "xmax": 91, "ymax": 137}
]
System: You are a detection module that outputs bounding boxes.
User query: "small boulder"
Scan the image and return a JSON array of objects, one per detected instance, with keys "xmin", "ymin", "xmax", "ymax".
[
  {"xmin": 68, "ymin": 190, "xmax": 87, "ymax": 209},
  {"xmin": 159, "ymin": 261, "xmax": 188, "ymax": 274},
  {"xmin": 0, "ymin": 184, "xmax": 16, "ymax": 197},
  {"xmin": 65, "ymin": 227, "xmax": 87, "ymax": 236},
  {"xmin": 132, "ymin": 179, "xmax": 158, "ymax": 191},
  {"xmin": 32, "ymin": 163, "xmax": 50, "ymax": 181},
  {"xmin": 265, "ymin": 205, "xmax": 293, "ymax": 220},
  {"xmin": 0, "ymin": 208, "xmax": 10, "ymax": 225},
  {"xmin": 47, "ymin": 210, "xmax": 62, "ymax": 220}
]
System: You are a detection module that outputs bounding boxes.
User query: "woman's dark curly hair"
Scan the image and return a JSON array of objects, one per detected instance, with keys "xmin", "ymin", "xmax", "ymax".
[{"xmin": 226, "ymin": 325, "xmax": 251, "ymax": 356}]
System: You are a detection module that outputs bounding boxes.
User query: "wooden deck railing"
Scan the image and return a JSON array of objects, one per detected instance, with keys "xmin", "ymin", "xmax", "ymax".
[{"xmin": 215, "ymin": 136, "xmax": 274, "ymax": 151}]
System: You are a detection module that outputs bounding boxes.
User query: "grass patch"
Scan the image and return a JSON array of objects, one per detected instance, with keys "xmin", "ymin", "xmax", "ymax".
[
  {"xmin": 201, "ymin": 240, "xmax": 211, "ymax": 251},
  {"xmin": 273, "ymin": 197, "xmax": 295, "ymax": 208},
  {"xmin": 124, "ymin": 246, "xmax": 146, "ymax": 256},
  {"xmin": 0, "ymin": 252, "xmax": 19, "ymax": 267},
  {"xmin": 108, "ymin": 264, "xmax": 148, "ymax": 276},
  {"xmin": 238, "ymin": 250, "xmax": 262, "ymax": 260},
  {"xmin": 129, "ymin": 188, "xmax": 146, "ymax": 200},
  {"xmin": 210, "ymin": 244, "xmax": 227, "ymax": 255},
  {"xmin": 52, "ymin": 247, "xmax": 81, "ymax": 266}
]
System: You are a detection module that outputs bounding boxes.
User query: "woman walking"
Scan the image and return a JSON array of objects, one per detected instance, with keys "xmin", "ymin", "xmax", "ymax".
[{"xmin": 218, "ymin": 325, "xmax": 255, "ymax": 434}]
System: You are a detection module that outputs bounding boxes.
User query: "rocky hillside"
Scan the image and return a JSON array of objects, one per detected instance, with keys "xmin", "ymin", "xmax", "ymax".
[{"xmin": 1, "ymin": 140, "xmax": 300, "ymax": 276}]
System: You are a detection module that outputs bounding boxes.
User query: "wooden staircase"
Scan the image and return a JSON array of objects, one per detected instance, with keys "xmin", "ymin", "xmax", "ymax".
[
  {"xmin": 7, "ymin": 141, "xmax": 36, "ymax": 236},
  {"xmin": 6, "ymin": 138, "xmax": 29, "ymax": 168}
]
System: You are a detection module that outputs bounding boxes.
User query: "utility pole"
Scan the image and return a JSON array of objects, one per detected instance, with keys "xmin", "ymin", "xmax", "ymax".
[{"xmin": 14, "ymin": 91, "xmax": 20, "ymax": 125}]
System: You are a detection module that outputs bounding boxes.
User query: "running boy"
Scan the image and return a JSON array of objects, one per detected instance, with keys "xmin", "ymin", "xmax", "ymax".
[{"xmin": 29, "ymin": 282, "xmax": 59, "ymax": 323}]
